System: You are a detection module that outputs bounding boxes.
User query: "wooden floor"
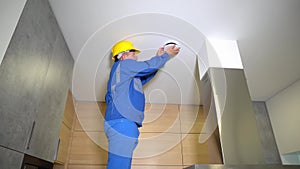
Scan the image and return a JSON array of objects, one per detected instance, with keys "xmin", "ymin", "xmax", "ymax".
[{"xmin": 57, "ymin": 102, "xmax": 223, "ymax": 169}]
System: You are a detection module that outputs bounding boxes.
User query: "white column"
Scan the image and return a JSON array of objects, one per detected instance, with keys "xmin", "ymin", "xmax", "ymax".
[
  {"xmin": 198, "ymin": 39, "xmax": 265, "ymax": 164},
  {"xmin": 198, "ymin": 39, "xmax": 243, "ymax": 79}
]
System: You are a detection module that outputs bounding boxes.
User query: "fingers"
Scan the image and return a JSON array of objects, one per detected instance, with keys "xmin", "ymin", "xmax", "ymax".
[
  {"xmin": 157, "ymin": 45, "xmax": 180, "ymax": 57},
  {"xmin": 156, "ymin": 47, "xmax": 165, "ymax": 56},
  {"xmin": 166, "ymin": 45, "xmax": 180, "ymax": 57},
  {"xmin": 169, "ymin": 45, "xmax": 180, "ymax": 51}
]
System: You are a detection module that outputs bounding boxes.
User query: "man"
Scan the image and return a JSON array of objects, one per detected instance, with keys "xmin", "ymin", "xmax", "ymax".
[{"xmin": 104, "ymin": 40, "xmax": 180, "ymax": 169}]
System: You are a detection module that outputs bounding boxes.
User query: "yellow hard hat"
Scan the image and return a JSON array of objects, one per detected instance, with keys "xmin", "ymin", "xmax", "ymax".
[{"xmin": 111, "ymin": 40, "xmax": 140, "ymax": 59}]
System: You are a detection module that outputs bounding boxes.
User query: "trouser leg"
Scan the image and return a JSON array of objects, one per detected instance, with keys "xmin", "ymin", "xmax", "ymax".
[{"xmin": 104, "ymin": 119, "xmax": 139, "ymax": 169}]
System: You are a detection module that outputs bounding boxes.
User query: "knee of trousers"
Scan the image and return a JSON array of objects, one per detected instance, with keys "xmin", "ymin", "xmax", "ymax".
[
  {"xmin": 108, "ymin": 135, "xmax": 138, "ymax": 158},
  {"xmin": 104, "ymin": 119, "xmax": 139, "ymax": 158}
]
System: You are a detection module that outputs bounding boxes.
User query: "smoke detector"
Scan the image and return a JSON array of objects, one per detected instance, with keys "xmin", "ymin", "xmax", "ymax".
[{"xmin": 164, "ymin": 40, "xmax": 180, "ymax": 51}]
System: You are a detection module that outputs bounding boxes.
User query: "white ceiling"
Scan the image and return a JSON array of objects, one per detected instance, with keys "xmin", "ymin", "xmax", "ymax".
[{"xmin": 49, "ymin": 0, "xmax": 300, "ymax": 103}]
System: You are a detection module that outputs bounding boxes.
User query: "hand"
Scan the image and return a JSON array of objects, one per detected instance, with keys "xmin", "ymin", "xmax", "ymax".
[
  {"xmin": 166, "ymin": 45, "xmax": 180, "ymax": 57},
  {"xmin": 156, "ymin": 47, "xmax": 165, "ymax": 56}
]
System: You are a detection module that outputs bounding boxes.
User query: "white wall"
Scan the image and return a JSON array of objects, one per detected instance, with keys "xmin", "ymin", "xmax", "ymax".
[
  {"xmin": 266, "ymin": 79, "xmax": 300, "ymax": 156},
  {"xmin": 0, "ymin": 0, "xmax": 27, "ymax": 66}
]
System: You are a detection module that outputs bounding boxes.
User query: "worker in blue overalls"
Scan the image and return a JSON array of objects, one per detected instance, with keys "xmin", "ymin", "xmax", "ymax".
[{"xmin": 104, "ymin": 40, "xmax": 180, "ymax": 169}]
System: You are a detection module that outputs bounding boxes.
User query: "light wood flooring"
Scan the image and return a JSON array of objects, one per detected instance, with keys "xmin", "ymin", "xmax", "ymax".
[{"xmin": 58, "ymin": 102, "xmax": 223, "ymax": 169}]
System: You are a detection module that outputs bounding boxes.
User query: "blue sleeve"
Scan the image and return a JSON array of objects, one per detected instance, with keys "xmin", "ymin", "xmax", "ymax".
[
  {"xmin": 140, "ymin": 71, "xmax": 157, "ymax": 85},
  {"xmin": 123, "ymin": 53, "xmax": 170, "ymax": 78}
]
